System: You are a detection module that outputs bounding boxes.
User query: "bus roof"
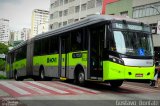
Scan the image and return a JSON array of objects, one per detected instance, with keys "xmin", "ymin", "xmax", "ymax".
[
  {"xmin": 9, "ymin": 15, "xmax": 144, "ymax": 53},
  {"xmin": 34, "ymin": 15, "xmax": 142, "ymax": 40}
]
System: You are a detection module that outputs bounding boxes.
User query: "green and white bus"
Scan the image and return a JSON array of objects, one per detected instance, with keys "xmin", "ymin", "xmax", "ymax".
[{"xmin": 6, "ymin": 15, "xmax": 154, "ymax": 87}]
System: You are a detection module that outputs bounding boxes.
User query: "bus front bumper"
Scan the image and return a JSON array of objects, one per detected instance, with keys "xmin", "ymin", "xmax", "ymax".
[{"xmin": 103, "ymin": 61, "xmax": 155, "ymax": 81}]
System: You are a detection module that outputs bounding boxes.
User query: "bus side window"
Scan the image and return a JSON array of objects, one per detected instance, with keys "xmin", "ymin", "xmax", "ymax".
[
  {"xmin": 34, "ymin": 40, "xmax": 41, "ymax": 56},
  {"xmin": 49, "ymin": 36, "xmax": 59, "ymax": 54},
  {"xmin": 71, "ymin": 29, "xmax": 83, "ymax": 52}
]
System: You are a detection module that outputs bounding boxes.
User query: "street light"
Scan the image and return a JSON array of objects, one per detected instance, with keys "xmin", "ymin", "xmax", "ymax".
[{"xmin": 150, "ymin": 6, "xmax": 160, "ymax": 15}]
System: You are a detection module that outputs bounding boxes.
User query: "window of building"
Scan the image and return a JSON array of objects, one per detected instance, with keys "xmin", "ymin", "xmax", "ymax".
[
  {"xmin": 63, "ymin": 21, "xmax": 67, "ymax": 26},
  {"xmin": 59, "ymin": 0, "xmax": 63, "ymax": 5},
  {"xmin": 149, "ymin": 7, "xmax": 154, "ymax": 16},
  {"xmin": 63, "ymin": 9, "xmax": 68, "ymax": 16},
  {"xmin": 50, "ymin": 14, "xmax": 53, "ymax": 19},
  {"xmin": 138, "ymin": 9, "xmax": 143, "ymax": 17},
  {"xmin": 54, "ymin": 0, "xmax": 59, "ymax": 7},
  {"xmin": 51, "ymin": 3, "xmax": 54, "ymax": 9},
  {"xmin": 53, "ymin": 22, "xmax": 59, "ymax": 29},
  {"xmin": 80, "ymin": 17, "xmax": 85, "ymax": 20},
  {"xmin": 133, "ymin": 2, "xmax": 160, "ymax": 18},
  {"xmin": 145, "ymin": 7, "xmax": 150, "ymax": 16},
  {"xmin": 64, "ymin": 0, "xmax": 68, "ymax": 4},
  {"xmin": 69, "ymin": 0, "xmax": 74, "ymax": 2},
  {"xmin": 59, "ymin": 22, "xmax": 62, "ymax": 27},
  {"xmin": 69, "ymin": 6, "xmax": 74, "ymax": 14},
  {"xmin": 75, "ymin": 19, "xmax": 79, "ymax": 22},
  {"xmin": 81, "ymin": 3, "xmax": 87, "ymax": 11},
  {"xmin": 68, "ymin": 19, "xmax": 74, "ymax": 24},
  {"xmin": 120, "ymin": 11, "xmax": 128, "ymax": 16},
  {"xmin": 158, "ymin": 5, "xmax": 160, "ymax": 14},
  {"xmin": 59, "ymin": 11, "xmax": 63, "ymax": 17},
  {"xmin": 96, "ymin": 0, "xmax": 102, "ymax": 7},
  {"xmin": 87, "ymin": 0, "xmax": 95, "ymax": 9},
  {"xmin": 75, "ymin": 5, "xmax": 80, "ymax": 13}
]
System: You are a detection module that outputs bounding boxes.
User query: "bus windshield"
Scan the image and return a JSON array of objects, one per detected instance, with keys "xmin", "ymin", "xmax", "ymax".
[{"xmin": 112, "ymin": 31, "xmax": 153, "ymax": 56}]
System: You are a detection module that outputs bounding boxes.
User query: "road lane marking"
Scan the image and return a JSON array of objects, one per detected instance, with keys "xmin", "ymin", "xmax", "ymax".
[
  {"xmin": 15, "ymin": 82, "xmax": 50, "ymax": 94},
  {"xmin": 0, "ymin": 81, "xmax": 30, "ymax": 95},
  {"xmin": 55, "ymin": 81, "xmax": 100, "ymax": 94},
  {"xmin": 41, "ymin": 82, "xmax": 85, "ymax": 94},
  {"xmin": 29, "ymin": 81, "xmax": 69, "ymax": 94}
]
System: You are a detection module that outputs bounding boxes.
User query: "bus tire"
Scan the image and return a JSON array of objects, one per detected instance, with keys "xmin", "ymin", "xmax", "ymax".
[
  {"xmin": 75, "ymin": 70, "xmax": 85, "ymax": 85},
  {"xmin": 78, "ymin": 71, "xmax": 85, "ymax": 84},
  {"xmin": 109, "ymin": 80, "xmax": 123, "ymax": 88},
  {"xmin": 39, "ymin": 69, "xmax": 45, "ymax": 81},
  {"xmin": 14, "ymin": 70, "xmax": 18, "ymax": 81},
  {"xmin": 14, "ymin": 70, "xmax": 22, "ymax": 81}
]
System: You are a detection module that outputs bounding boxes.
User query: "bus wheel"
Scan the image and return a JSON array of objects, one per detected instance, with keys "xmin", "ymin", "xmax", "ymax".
[
  {"xmin": 14, "ymin": 71, "xmax": 18, "ymax": 81},
  {"xmin": 77, "ymin": 70, "xmax": 85, "ymax": 85},
  {"xmin": 109, "ymin": 80, "xmax": 123, "ymax": 88},
  {"xmin": 39, "ymin": 69, "xmax": 45, "ymax": 81}
]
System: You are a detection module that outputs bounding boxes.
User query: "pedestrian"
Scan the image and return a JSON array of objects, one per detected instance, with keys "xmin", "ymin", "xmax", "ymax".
[{"xmin": 150, "ymin": 61, "xmax": 159, "ymax": 88}]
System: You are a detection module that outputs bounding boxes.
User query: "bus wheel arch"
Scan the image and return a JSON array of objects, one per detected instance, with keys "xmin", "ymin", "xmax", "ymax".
[
  {"xmin": 39, "ymin": 65, "xmax": 45, "ymax": 81},
  {"xmin": 74, "ymin": 64, "xmax": 85, "ymax": 85},
  {"xmin": 109, "ymin": 80, "xmax": 124, "ymax": 88}
]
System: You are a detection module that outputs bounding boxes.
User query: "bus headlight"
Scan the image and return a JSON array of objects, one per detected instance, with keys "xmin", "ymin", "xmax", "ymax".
[{"xmin": 109, "ymin": 55, "xmax": 124, "ymax": 65}]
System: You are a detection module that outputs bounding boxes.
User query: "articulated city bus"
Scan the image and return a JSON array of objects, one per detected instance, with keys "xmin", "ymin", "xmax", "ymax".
[{"xmin": 6, "ymin": 15, "xmax": 154, "ymax": 87}]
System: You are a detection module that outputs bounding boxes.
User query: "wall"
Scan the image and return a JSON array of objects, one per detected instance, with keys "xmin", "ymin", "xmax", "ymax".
[{"xmin": 106, "ymin": 0, "xmax": 133, "ymax": 17}]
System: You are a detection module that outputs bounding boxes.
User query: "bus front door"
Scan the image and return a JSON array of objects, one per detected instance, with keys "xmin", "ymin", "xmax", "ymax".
[
  {"xmin": 60, "ymin": 36, "xmax": 69, "ymax": 79},
  {"xmin": 89, "ymin": 26, "xmax": 104, "ymax": 79}
]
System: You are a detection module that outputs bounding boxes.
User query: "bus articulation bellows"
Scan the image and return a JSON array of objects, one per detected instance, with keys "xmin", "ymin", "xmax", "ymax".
[{"xmin": 6, "ymin": 15, "xmax": 155, "ymax": 87}]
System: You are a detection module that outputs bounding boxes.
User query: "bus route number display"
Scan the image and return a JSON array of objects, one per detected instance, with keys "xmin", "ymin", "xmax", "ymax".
[{"xmin": 114, "ymin": 23, "xmax": 144, "ymax": 31}]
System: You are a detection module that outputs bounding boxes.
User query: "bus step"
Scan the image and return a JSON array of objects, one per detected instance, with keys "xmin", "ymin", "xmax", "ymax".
[{"xmin": 60, "ymin": 77, "xmax": 67, "ymax": 80}]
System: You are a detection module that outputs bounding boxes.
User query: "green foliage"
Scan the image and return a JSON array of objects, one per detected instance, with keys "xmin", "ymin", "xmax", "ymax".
[
  {"xmin": 0, "ymin": 59, "xmax": 5, "ymax": 71},
  {"xmin": 0, "ymin": 43, "xmax": 8, "ymax": 71},
  {"xmin": 0, "ymin": 43, "xmax": 8, "ymax": 54},
  {"xmin": 0, "ymin": 74, "xmax": 7, "ymax": 79}
]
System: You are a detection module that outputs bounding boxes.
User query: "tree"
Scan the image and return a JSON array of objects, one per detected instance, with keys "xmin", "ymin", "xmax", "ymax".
[
  {"xmin": 0, "ymin": 43, "xmax": 8, "ymax": 71},
  {"xmin": 0, "ymin": 43, "xmax": 8, "ymax": 54},
  {"xmin": 0, "ymin": 59, "xmax": 5, "ymax": 71}
]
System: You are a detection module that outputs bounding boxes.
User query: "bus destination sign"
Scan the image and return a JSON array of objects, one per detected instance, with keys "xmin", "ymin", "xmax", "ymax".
[{"xmin": 113, "ymin": 23, "xmax": 150, "ymax": 32}]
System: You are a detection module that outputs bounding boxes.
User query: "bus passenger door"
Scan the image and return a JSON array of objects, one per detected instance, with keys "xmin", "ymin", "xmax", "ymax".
[
  {"xmin": 89, "ymin": 25, "xmax": 105, "ymax": 79},
  {"xmin": 60, "ymin": 35, "xmax": 69, "ymax": 78}
]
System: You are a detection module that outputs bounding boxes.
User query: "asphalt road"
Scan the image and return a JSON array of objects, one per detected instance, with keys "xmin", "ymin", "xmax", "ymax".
[{"xmin": 0, "ymin": 80, "xmax": 160, "ymax": 106}]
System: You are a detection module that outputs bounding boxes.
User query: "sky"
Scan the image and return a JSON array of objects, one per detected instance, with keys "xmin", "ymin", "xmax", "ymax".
[{"xmin": 0, "ymin": 0, "xmax": 50, "ymax": 31}]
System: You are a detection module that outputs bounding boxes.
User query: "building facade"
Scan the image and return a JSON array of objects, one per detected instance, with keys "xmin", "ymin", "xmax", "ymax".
[
  {"xmin": 132, "ymin": 0, "xmax": 160, "ymax": 46},
  {"xmin": 31, "ymin": 9, "xmax": 49, "ymax": 38},
  {"xmin": 49, "ymin": 0, "xmax": 104, "ymax": 30},
  {"xmin": 0, "ymin": 18, "xmax": 10, "ymax": 45},
  {"xmin": 132, "ymin": 0, "xmax": 160, "ymax": 60},
  {"xmin": 37, "ymin": 22, "xmax": 49, "ymax": 34},
  {"xmin": 21, "ymin": 28, "xmax": 31, "ymax": 41},
  {"xmin": 105, "ymin": 0, "xmax": 133, "ymax": 17},
  {"xmin": 14, "ymin": 31, "xmax": 21, "ymax": 41}
]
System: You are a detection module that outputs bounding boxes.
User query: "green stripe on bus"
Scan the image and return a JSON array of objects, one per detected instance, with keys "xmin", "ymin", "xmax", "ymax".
[
  {"xmin": 13, "ymin": 59, "xmax": 26, "ymax": 71},
  {"xmin": 33, "ymin": 54, "xmax": 59, "ymax": 66}
]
